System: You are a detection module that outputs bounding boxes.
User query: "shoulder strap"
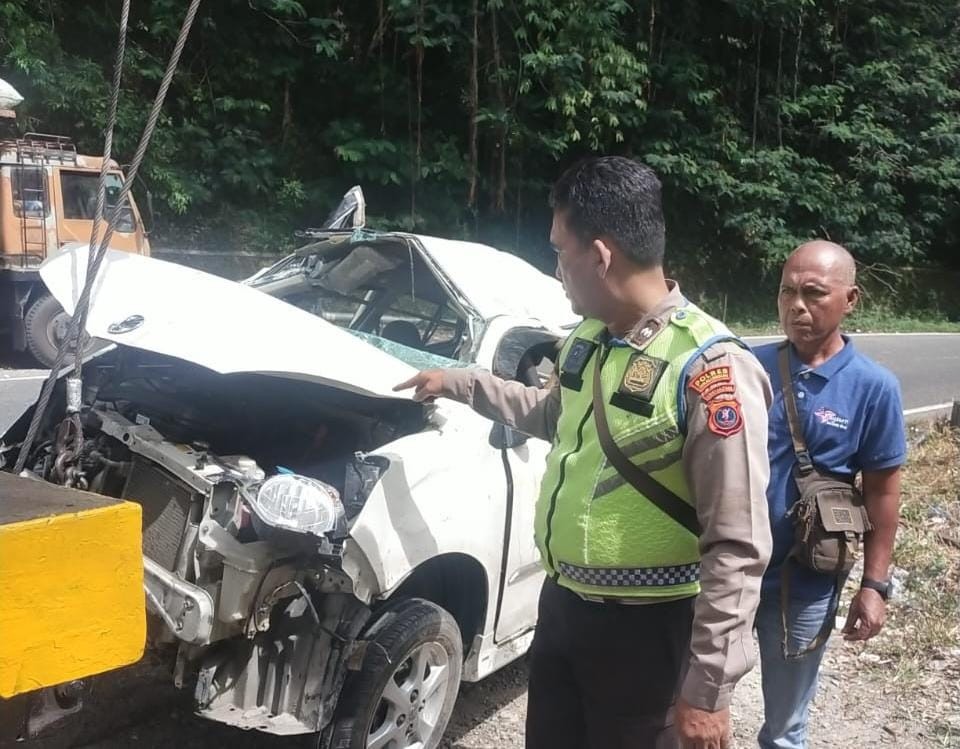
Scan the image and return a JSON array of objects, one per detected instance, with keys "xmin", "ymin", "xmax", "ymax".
[
  {"xmin": 592, "ymin": 344, "xmax": 701, "ymax": 536},
  {"xmin": 777, "ymin": 342, "xmax": 813, "ymax": 475}
]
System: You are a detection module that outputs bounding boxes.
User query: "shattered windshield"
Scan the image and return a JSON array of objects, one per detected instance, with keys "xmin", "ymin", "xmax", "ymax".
[
  {"xmin": 347, "ymin": 330, "xmax": 467, "ymax": 369},
  {"xmin": 253, "ymin": 238, "xmax": 473, "ymax": 365}
]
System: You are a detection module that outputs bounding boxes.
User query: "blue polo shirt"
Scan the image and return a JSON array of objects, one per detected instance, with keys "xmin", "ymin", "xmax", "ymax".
[{"xmin": 752, "ymin": 337, "xmax": 907, "ymax": 601}]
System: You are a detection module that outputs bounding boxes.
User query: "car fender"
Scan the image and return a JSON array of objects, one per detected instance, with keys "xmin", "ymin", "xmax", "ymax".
[{"xmin": 344, "ymin": 400, "xmax": 507, "ymax": 614}]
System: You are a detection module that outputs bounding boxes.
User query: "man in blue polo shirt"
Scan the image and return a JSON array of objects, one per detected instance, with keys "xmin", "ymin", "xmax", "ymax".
[{"xmin": 752, "ymin": 241, "xmax": 906, "ymax": 749}]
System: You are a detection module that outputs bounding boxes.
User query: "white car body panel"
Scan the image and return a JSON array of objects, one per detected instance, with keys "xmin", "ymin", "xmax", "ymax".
[
  {"xmin": 412, "ymin": 235, "xmax": 577, "ymax": 331},
  {"xmin": 38, "ymin": 235, "xmax": 575, "ymax": 684},
  {"xmin": 40, "ymin": 245, "xmax": 418, "ymax": 400}
]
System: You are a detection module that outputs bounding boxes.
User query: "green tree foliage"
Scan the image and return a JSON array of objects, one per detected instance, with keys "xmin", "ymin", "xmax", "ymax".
[{"xmin": 1, "ymin": 0, "xmax": 958, "ymax": 278}]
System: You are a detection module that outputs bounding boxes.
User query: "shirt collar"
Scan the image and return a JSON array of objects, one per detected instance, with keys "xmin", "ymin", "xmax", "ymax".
[
  {"xmin": 788, "ymin": 335, "xmax": 855, "ymax": 381},
  {"xmin": 619, "ymin": 280, "xmax": 684, "ymax": 349}
]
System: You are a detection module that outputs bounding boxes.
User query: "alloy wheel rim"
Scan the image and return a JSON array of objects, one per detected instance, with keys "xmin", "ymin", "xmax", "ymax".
[{"xmin": 365, "ymin": 641, "xmax": 451, "ymax": 749}]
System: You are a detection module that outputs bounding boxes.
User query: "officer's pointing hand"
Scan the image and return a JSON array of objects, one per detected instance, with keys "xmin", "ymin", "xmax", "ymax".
[{"xmin": 393, "ymin": 369, "xmax": 447, "ymax": 402}]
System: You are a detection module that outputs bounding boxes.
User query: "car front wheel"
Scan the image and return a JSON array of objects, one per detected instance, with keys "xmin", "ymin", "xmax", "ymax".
[{"xmin": 330, "ymin": 598, "xmax": 463, "ymax": 749}]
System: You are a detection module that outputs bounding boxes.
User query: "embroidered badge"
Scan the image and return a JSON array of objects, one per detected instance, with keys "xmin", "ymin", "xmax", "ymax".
[
  {"xmin": 814, "ymin": 407, "xmax": 849, "ymax": 430},
  {"xmin": 707, "ymin": 399, "xmax": 743, "ymax": 437},
  {"xmin": 618, "ymin": 353, "xmax": 668, "ymax": 400},
  {"xmin": 689, "ymin": 365, "xmax": 736, "ymax": 402}
]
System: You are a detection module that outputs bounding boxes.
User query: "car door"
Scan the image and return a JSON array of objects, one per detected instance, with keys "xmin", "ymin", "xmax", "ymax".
[{"xmin": 485, "ymin": 325, "xmax": 562, "ymax": 642}]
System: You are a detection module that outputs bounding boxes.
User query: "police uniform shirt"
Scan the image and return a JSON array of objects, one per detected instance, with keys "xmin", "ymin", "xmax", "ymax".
[{"xmin": 442, "ymin": 282, "xmax": 773, "ymax": 712}]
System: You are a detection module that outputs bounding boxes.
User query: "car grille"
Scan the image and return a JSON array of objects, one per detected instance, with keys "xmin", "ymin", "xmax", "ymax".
[{"xmin": 123, "ymin": 457, "xmax": 196, "ymax": 571}]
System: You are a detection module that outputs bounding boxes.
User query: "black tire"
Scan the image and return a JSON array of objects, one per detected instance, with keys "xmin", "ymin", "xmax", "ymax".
[
  {"xmin": 23, "ymin": 293, "xmax": 96, "ymax": 368},
  {"xmin": 330, "ymin": 598, "xmax": 463, "ymax": 749}
]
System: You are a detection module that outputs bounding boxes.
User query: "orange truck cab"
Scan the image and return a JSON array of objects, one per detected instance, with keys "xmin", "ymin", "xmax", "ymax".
[{"xmin": 0, "ymin": 124, "xmax": 150, "ymax": 366}]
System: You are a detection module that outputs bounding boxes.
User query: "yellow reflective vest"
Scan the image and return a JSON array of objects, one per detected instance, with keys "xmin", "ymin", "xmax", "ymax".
[{"xmin": 535, "ymin": 303, "xmax": 742, "ymax": 599}]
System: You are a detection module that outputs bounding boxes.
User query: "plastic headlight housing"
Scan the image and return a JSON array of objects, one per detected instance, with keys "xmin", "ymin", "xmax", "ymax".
[{"xmin": 250, "ymin": 474, "xmax": 346, "ymax": 536}]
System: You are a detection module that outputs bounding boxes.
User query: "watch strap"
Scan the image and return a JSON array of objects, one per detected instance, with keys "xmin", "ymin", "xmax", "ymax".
[{"xmin": 860, "ymin": 577, "xmax": 890, "ymax": 600}]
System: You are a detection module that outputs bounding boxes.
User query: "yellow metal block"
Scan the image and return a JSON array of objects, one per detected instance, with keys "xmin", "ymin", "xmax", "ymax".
[{"xmin": 0, "ymin": 475, "xmax": 145, "ymax": 698}]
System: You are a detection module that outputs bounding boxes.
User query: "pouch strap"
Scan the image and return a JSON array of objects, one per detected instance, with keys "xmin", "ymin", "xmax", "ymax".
[
  {"xmin": 780, "ymin": 551, "xmax": 849, "ymax": 660},
  {"xmin": 593, "ymin": 343, "xmax": 701, "ymax": 536},
  {"xmin": 777, "ymin": 343, "xmax": 814, "ymax": 475}
]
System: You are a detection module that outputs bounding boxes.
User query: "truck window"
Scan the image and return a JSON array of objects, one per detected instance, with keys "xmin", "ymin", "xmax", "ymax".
[
  {"xmin": 11, "ymin": 167, "xmax": 48, "ymax": 218},
  {"xmin": 60, "ymin": 171, "xmax": 135, "ymax": 232}
]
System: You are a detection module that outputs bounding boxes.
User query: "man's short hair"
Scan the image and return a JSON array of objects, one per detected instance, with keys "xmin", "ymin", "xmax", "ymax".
[{"xmin": 549, "ymin": 156, "xmax": 666, "ymax": 268}]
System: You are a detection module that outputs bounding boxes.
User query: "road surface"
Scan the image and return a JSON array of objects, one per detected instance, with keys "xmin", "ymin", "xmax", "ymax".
[
  {"xmin": 744, "ymin": 333, "xmax": 960, "ymax": 414},
  {"xmin": 2, "ymin": 333, "xmax": 958, "ymax": 435}
]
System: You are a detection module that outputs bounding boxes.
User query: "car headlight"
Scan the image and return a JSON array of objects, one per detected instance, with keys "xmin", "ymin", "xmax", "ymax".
[{"xmin": 249, "ymin": 474, "xmax": 346, "ymax": 536}]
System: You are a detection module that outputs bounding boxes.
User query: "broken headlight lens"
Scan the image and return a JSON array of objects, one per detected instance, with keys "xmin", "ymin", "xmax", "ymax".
[{"xmin": 250, "ymin": 474, "xmax": 346, "ymax": 535}]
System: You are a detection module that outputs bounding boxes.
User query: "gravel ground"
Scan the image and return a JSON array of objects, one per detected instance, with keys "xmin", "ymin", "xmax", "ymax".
[{"xmin": 67, "ymin": 628, "xmax": 957, "ymax": 749}]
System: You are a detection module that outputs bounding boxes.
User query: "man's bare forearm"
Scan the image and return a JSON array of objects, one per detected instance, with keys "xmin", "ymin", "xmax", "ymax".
[{"xmin": 861, "ymin": 467, "xmax": 901, "ymax": 580}]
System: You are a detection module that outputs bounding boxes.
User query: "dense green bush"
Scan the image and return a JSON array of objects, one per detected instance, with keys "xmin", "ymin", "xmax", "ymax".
[{"xmin": 2, "ymin": 0, "xmax": 959, "ymax": 285}]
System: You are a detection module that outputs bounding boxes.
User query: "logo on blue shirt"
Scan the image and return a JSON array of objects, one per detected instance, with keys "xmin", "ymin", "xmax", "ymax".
[{"xmin": 814, "ymin": 407, "xmax": 849, "ymax": 430}]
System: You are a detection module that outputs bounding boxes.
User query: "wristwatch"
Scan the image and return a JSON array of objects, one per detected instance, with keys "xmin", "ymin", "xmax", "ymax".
[{"xmin": 860, "ymin": 577, "xmax": 892, "ymax": 601}]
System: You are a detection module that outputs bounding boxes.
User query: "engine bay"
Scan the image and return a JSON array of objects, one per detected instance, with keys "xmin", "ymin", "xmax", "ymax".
[
  {"xmin": 4, "ymin": 346, "xmax": 426, "ymax": 507},
  {"xmin": 0, "ymin": 345, "xmax": 427, "ymax": 734}
]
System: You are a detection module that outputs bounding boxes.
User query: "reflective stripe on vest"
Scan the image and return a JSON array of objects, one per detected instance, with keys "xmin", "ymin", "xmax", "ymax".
[{"xmin": 534, "ymin": 304, "xmax": 741, "ymax": 599}]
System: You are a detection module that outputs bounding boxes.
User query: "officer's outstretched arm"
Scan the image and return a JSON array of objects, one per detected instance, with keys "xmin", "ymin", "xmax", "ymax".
[{"xmin": 394, "ymin": 368, "xmax": 560, "ymax": 442}]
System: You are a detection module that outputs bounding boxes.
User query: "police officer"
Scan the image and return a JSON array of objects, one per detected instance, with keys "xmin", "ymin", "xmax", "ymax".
[{"xmin": 395, "ymin": 157, "xmax": 772, "ymax": 749}]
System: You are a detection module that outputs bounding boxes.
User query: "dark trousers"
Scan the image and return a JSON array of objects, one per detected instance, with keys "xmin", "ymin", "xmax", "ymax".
[{"xmin": 525, "ymin": 578, "xmax": 695, "ymax": 749}]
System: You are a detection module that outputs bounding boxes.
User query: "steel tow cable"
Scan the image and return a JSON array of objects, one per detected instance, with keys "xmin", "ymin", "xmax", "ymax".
[{"xmin": 13, "ymin": 0, "xmax": 203, "ymax": 476}]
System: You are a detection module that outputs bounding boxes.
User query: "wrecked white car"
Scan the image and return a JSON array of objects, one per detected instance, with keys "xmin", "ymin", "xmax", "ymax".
[{"xmin": 1, "ymin": 229, "xmax": 575, "ymax": 748}]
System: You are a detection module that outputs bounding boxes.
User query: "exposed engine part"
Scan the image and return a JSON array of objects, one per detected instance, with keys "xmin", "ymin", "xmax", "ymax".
[
  {"xmin": 144, "ymin": 557, "xmax": 215, "ymax": 645},
  {"xmin": 195, "ymin": 592, "xmax": 370, "ymax": 736},
  {"xmin": 2, "ymin": 349, "xmax": 406, "ymax": 739}
]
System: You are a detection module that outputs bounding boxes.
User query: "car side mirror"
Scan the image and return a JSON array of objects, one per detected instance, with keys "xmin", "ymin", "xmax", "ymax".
[{"xmin": 489, "ymin": 422, "xmax": 528, "ymax": 450}]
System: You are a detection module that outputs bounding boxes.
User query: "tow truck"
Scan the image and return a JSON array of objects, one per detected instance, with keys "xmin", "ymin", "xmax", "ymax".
[{"xmin": 0, "ymin": 83, "xmax": 150, "ymax": 366}]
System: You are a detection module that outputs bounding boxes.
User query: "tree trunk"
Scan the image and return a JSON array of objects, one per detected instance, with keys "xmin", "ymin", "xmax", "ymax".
[
  {"xmin": 752, "ymin": 23, "xmax": 763, "ymax": 151},
  {"xmin": 647, "ymin": 0, "xmax": 656, "ymax": 100},
  {"xmin": 281, "ymin": 79, "xmax": 293, "ymax": 148},
  {"xmin": 794, "ymin": 7, "xmax": 803, "ymax": 100},
  {"xmin": 378, "ymin": 0, "xmax": 386, "ymax": 134},
  {"xmin": 411, "ymin": 0, "xmax": 425, "ymax": 223},
  {"xmin": 467, "ymin": 0, "xmax": 479, "ymax": 209},
  {"xmin": 776, "ymin": 25, "xmax": 783, "ymax": 148},
  {"xmin": 514, "ymin": 152, "xmax": 523, "ymax": 251},
  {"xmin": 490, "ymin": 8, "xmax": 507, "ymax": 213}
]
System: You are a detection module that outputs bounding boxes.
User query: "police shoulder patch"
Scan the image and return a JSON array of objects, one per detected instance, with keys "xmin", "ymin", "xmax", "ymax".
[
  {"xmin": 706, "ymin": 399, "xmax": 743, "ymax": 437},
  {"xmin": 688, "ymin": 365, "xmax": 736, "ymax": 402}
]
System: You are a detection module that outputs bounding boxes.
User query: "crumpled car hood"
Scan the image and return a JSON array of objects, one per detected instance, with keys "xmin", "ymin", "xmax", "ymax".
[
  {"xmin": 405, "ymin": 235, "xmax": 577, "ymax": 329},
  {"xmin": 40, "ymin": 246, "xmax": 419, "ymax": 400}
]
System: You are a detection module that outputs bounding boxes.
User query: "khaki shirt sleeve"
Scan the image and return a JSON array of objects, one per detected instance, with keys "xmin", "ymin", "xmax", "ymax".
[
  {"xmin": 679, "ymin": 343, "xmax": 773, "ymax": 711},
  {"xmin": 440, "ymin": 368, "xmax": 561, "ymax": 443}
]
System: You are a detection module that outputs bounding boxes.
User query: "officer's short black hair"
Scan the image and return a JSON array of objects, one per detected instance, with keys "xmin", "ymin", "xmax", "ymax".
[{"xmin": 549, "ymin": 156, "xmax": 666, "ymax": 268}]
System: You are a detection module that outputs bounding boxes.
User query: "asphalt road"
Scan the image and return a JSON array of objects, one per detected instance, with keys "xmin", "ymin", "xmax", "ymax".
[
  {"xmin": 744, "ymin": 333, "xmax": 960, "ymax": 413},
  {"xmin": 2, "ymin": 334, "xmax": 958, "ymax": 436}
]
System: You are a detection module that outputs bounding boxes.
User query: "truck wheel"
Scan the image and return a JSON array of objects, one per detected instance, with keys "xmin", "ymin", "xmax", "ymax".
[
  {"xmin": 24, "ymin": 294, "xmax": 92, "ymax": 368},
  {"xmin": 329, "ymin": 598, "xmax": 463, "ymax": 749}
]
